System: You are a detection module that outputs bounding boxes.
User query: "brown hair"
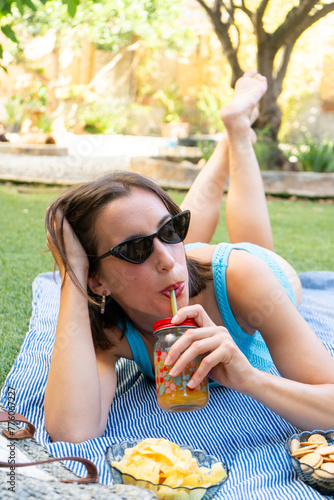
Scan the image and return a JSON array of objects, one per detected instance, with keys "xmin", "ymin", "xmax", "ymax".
[{"xmin": 46, "ymin": 171, "xmax": 212, "ymax": 350}]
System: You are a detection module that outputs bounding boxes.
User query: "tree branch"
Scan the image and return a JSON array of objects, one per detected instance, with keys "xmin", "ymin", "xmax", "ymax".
[
  {"xmin": 194, "ymin": 0, "xmax": 243, "ymax": 85},
  {"xmin": 294, "ymin": 2, "xmax": 334, "ymax": 38},
  {"xmin": 272, "ymin": 0, "xmax": 319, "ymax": 49},
  {"xmin": 257, "ymin": 0, "xmax": 271, "ymax": 20},
  {"xmin": 274, "ymin": 41, "xmax": 295, "ymax": 96},
  {"xmin": 222, "ymin": 1, "xmax": 242, "ymax": 53},
  {"xmin": 196, "ymin": 0, "xmax": 213, "ymax": 18},
  {"xmin": 254, "ymin": 0, "xmax": 270, "ymax": 45},
  {"xmin": 237, "ymin": 0, "xmax": 253, "ymax": 22},
  {"xmin": 224, "ymin": 0, "xmax": 235, "ymax": 20}
]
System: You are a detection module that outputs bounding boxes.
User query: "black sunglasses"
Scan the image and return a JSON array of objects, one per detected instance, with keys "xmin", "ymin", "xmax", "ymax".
[{"xmin": 92, "ymin": 210, "xmax": 190, "ymax": 264}]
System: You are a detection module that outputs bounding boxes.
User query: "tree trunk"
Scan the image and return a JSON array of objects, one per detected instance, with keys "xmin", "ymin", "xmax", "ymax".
[{"xmin": 254, "ymin": 44, "xmax": 291, "ymax": 169}]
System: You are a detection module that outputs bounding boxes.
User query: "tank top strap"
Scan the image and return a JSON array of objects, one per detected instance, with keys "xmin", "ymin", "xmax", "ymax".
[{"xmin": 123, "ymin": 321, "xmax": 155, "ymax": 379}]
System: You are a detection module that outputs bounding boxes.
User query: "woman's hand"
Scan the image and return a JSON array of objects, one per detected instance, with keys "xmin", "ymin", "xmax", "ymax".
[
  {"xmin": 164, "ymin": 304, "xmax": 257, "ymax": 393},
  {"xmin": 46, "ymin": 211, "xmax": 89, "ymax": 283}
]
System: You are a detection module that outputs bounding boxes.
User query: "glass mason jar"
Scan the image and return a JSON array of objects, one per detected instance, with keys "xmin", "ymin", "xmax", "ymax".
[{"xmin": 153, "ymin": 318, "xmax": 209, "ymax": 412}]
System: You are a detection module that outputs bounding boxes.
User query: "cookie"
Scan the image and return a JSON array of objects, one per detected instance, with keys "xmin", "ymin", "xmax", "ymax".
[
  {"xmin": 316, "ymin": 462, "xmax": 334, "ymax": 479},
  {"xmin": 290, "ymin": 438, "xmax": 300, "ymax": 453},
  {"xmin": 308, "ymin": 434, "xmax": 328, "ymax": 446},
  {"xmin": 300, "ymin": 452, "xmax": 323, "ymax": 469},
  {"xmin": 317, "ymin": 445, "xmax": 334, "ymax": 456},
  {"xmin": 321, "ymin": 463, "xmax": 334, "ymax": 473},
  {"xmin": 321, "ymin": 462, "xmax": 334, "ymax": 474},
  {"xmin": 291, "ymin": 444, "xmax": 318, "ymax": 457}
]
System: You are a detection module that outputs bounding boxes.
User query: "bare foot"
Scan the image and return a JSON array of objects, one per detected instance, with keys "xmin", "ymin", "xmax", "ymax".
[{"xmin": 220, "ymin": 70, "xmax": 267, "ymax": 134}]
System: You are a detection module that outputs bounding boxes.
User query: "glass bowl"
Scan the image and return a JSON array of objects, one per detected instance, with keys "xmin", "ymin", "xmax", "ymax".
[
  {"xmin": 106, "ymin": 439, "xmax": 229, "ymax": 500},
  {"xmin": 285, "ymin": 429, "xmax": 334, "ymax": 495}
]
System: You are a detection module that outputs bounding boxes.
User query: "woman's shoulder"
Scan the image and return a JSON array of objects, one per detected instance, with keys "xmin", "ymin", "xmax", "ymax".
[{"xmin": 185, "ymin": 242, "xmax": 218, "ymax": 261}]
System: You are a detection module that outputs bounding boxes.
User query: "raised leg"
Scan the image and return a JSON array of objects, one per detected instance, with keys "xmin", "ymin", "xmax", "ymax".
[
  {"xmin": 182, "ymin": 71, "xmax": 273, "ymax": 250},
  {"xmin": 221, "ymin": 71, "xmax": 273, "ymax": 250},
  {"xmin": 181, "ymin": 133, "xmax": 230, "ymax": 244}
]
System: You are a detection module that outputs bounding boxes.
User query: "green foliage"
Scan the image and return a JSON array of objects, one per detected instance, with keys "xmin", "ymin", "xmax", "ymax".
[
  {"xmin": 197, "ymin": 140, "xmax": 216, "ymax": 162},
  {"xmin": 0, "ymin": 0, "xmax": 79, "ymax": 58},
  {"xmin": 74, "ymin": 96, "xmax": 150, "ymax": 135},
  {"xmin": 1, "ymin": 23, "xmax": 18, "ymax": 42},
  {"xmin": 288, "ymin": 135, "xmax": 334, "ymax": 173},
  {"xmin": 4, "ymin": 0, "xmax": 189, "ymax": 53},
  {"xmin": 3, "ymin": 81, "xmax": 48, "ymax": 131},
  {"xmin": 153, "ymin": 86, "xmax": 185, "ymax": 123},
  {"xmin": 195, "ymin": 85, "xmax": 234, "ymax": 135},
  {"xmin": 253, "ymin": 125, "xmax": 276, "ymax": 170},
  {"xmin": 0, "ymin": 0, "xmax": 76, "ymax": 19}
]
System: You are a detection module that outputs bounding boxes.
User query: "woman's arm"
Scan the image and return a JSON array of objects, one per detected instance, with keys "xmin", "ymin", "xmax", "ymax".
[
  {"xmin": 44, "ymin": 216, "xmax": 116, "ymax": 443},
  {"xmin": 165, "ymin": 253, "xmax": 334, "ymax": 430},
  {"xmin": 227, "ymin": 250, "xmax": 334, "ymax": 429}
]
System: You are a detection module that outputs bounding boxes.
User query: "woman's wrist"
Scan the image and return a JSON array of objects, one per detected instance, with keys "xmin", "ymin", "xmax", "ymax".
[
  {"xmin": 239, "ymin": 365, "xmax": 267, "ymax": 398},
  {"xmin": 62, "ymin": 265, "xmax": 89, "ymax": 291}
]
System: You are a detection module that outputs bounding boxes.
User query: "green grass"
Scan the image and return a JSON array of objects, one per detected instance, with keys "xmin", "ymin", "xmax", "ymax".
[
  {"xmin": 0, "ymin": 184, "xmax": 60, "ymax": 388},
  {"xmin": 0, "ymin": 184, "xmax": 333, "ymax": 389},
  {"xmin": 171, "ymin": 191, "xmax": 334, "ymax": 273}
]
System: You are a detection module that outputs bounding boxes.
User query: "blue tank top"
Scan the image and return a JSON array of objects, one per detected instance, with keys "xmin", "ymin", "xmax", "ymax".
[{"xmin": 123, "ymin": 242, "xmax": 296, "ymax": 380}]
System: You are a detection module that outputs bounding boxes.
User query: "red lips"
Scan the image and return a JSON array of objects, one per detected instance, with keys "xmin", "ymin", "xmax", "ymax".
[{"xmin": 161, "ymin": 282, "xmax": 185, "ymax": 299}]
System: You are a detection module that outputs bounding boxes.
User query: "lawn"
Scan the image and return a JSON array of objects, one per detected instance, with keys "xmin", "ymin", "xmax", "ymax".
[{"xmin": 0, "ymin": 183, "xmax": 333, "ymax": 388}]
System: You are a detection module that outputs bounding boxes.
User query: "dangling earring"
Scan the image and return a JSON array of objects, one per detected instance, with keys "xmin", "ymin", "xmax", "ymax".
[{"xmin": 101, "ymin": 292, "xmax": 107, "ymax": 315}]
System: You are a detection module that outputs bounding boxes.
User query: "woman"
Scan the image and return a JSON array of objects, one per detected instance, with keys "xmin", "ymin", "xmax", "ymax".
[{"xmin": 45, "ymin": 71, "xmax": 334, "ymax": 444}]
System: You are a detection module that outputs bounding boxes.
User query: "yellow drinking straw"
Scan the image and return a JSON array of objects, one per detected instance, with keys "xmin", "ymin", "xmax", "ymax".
[{"xmin": 170, "ymin": 289, "xmax": 178, "ymax": 316}]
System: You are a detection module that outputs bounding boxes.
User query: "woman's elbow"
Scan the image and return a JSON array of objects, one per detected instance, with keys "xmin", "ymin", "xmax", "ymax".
[{"xmin": 45, "ymin": 417, "xmax": 105, "ymax": 443}]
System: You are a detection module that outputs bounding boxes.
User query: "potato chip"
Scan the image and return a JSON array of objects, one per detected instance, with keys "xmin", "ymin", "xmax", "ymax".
[
  {"xmin": 208, "ymin": 462, "xmax": 228, "ymax": 483},
  {"xmin": 112, "ymin": 438, "xmax": 227, "ymax": 490}
]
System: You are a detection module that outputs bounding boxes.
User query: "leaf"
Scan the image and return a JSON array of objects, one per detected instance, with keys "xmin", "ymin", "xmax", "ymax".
[
  {"xmin": 14, "ymin": 0, "xmax": 23, "ymax": 14},
  {"xmin": 0, "ymin": 43, "xmax": 7, "ymax": 72},
  {"xmin": 23, "ymin": 0, "xmax": 37, "ymax": 11},
  {"xmin": 64, "ymin": 0, "xmax": 78, "ymax": 17},
  {"xmin": 0, "ymin": 0, "xmax": 12, "ymax": 15},
  {"xmin": 1, "ymin": 24, "xmax": 18, "ymax": 44}
]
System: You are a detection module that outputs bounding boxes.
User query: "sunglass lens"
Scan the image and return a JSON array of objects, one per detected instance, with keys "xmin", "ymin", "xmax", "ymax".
[
  {"xmin": 159, "ymin": 212, "xmax": 189, "ymax": 243},
  {"xmin": 119, "ymin": 237, "xmax": 152, "ymax": 263}
]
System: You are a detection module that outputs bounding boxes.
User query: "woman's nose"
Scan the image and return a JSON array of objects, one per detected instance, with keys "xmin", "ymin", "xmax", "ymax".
[{"xmin": 153, "ymin": 238, "xmax": 175, "ymax": 271}]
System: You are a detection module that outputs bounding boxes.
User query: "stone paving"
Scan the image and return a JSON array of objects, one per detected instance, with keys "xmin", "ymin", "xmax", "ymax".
[
  {"xmin": 1, "ymin": 134, "xmax": 334, "ymax": 197},
  {"xmin": 0, "ymin": 135, "xmax": 168, "ymax": 185}
]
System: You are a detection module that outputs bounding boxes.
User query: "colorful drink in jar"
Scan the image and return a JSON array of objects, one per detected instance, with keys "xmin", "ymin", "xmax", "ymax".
[{"xmin": 153, "ymin": 318, "xmax": 209, "ymax": 412}]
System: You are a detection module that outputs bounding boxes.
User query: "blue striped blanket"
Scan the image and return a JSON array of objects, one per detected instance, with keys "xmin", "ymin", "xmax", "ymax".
[{"xmin": 1, "ymin": 271, "xmax": 334, "ymax": 499}]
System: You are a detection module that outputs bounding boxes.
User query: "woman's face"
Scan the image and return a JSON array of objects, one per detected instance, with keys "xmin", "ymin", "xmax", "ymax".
[{"xmin": 93, "ymin": 188, "xmax": 189, "ymax": 328}]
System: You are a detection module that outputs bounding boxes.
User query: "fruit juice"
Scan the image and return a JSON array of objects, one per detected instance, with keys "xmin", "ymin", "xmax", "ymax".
[
  {"xmin": 155, "ymin": 350, "xmax": 209, "ymax": 412},
  {"xmin": 153, "ymin": 318, "xmax": 209, "ymax": 412}
]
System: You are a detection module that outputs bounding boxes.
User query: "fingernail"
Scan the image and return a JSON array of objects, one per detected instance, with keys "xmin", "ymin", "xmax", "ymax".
[
  {"xmin": 169, "ymin": 367, "xmax": 176, "ymax": 377},
  {"xmin": 171, "ymin": 314, "xmax": 179, "ymax": 323},
  {"xmin": 164, "ymin": 355, "xmax": 171, "ymax": 365},
  {"xmin": 187, "ymin": 379, "xmax": 195, "ymax": 388}
]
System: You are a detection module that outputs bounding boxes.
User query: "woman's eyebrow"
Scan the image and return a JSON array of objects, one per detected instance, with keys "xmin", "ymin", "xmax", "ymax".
[
  {"xmin": 123, "ymin": 214, "xmax": 172, "ymax": 241},
  {"xmin": 157, "ymin": 213, "xmax": 172, "ymax": 227}
]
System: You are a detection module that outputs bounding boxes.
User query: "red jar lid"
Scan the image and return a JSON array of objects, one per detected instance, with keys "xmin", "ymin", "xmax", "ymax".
[{"xmin": 153, "ymin": 317, "xmax": 197, "ymax": 332}]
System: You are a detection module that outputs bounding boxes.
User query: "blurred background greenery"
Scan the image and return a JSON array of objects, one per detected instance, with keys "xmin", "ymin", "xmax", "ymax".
[{"xmin": 0, "ymin": 1, "xmax": 334, "ymax": 171}]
